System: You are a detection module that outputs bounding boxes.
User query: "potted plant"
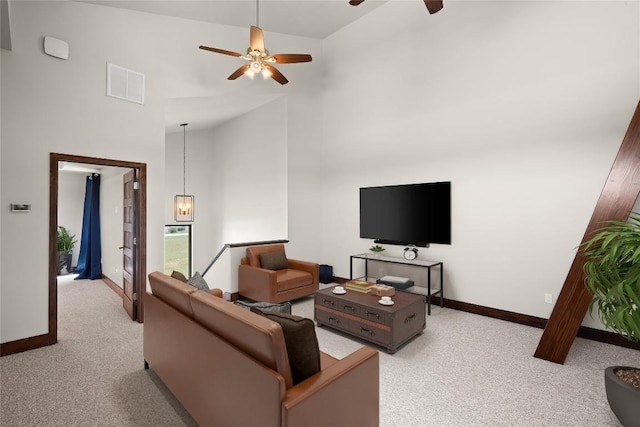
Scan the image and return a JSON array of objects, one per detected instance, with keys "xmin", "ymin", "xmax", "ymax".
[
  {"xmin": 581, "ymin": 213, "xmax": 640, "ymax": 426},
  {"xmin": 369, "ymin": 244, "xmax": 385, "ymax": 258},
  {"xmin": 57, "ymin": 226, "xmax": 77, "ymax": 275}
]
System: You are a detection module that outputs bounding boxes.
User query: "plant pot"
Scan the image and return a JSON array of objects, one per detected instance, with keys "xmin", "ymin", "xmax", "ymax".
[
  {"xmin": 57, "ymin": 250, "xmax": 72, "ymax": 275},
  {"xmin": 605, "ymin": 366, "xmax": 640, "ymax": 427}
]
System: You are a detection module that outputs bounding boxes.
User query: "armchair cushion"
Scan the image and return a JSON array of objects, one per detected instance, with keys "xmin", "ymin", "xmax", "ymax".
[
  {"xmin": 259, "ymin": 251, "xmax": 289, "ymax": 270},
  {"xmin": 250, "ymin": 307, "xmax": 321, "ymax": 385},
  {"xmin": 276, "ymin": 269, "xmax": 314, "ymax": 292}
]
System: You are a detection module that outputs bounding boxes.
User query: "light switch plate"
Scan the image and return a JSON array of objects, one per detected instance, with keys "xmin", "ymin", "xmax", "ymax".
[{"xmin": 11, "ymin": 203, "xmax": 31, "ymax": 212}]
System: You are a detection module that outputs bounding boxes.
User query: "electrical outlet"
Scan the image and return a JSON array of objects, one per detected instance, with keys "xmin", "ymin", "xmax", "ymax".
[
  {"xmin": 115, "ymin": 267, "xmax": 118, "ymax": 274},
  {"xmin": 544, "ymin": 293, "xmax": 553, "ymax": 304}
]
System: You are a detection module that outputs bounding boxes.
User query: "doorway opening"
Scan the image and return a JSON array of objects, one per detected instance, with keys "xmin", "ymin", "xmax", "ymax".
[{"xmin": 49, "ymin": 153, "xmax": 147, "ymax": 346}]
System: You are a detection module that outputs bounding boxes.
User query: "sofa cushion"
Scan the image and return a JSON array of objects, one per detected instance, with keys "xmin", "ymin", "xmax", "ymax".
[
  {"xmin": 148, "ymin": 271, "xmax": 197, "ymax": 317},
  {"xmin": 187, "ymin": 272, "xmax": 210, "ymax": 292},
  {"xmin": 275, "ymin": 269, "xmax": 313, "ymax": 292},
  {"xmin": 259, "ymin": 251, "xmax": 289, "ymax": 270},
  {"xmin": 189, "ymin": 291, "xmax": 294, "ymax": 388},
  {"xmin": 171, "ymin": 270, "xmax": 188, "ymax": 283},
  {"xmin": 250, "ymin": 308, "xmax": 321, "ymax": 385}
]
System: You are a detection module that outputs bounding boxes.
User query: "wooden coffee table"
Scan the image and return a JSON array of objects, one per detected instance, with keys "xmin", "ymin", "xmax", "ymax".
[{"xmin": 315, "ymin": 285, "xmax": 426, "ymax": 353}]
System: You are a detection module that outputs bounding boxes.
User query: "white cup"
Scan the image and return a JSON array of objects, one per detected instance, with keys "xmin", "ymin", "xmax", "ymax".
[
  {"xmin": 380, "ymin": 296, "xmax": 392, "ymax": 303},
  {"xmin": 334, "ymin": 286, "xmax": 345, "ymax": 292}
]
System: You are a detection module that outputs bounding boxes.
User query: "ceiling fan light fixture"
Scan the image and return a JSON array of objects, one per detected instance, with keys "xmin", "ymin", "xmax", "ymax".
[
  {"xmin": 198, "ymin": 0, "xmax": 312, "ymax": 85},
  {"xmin": 261, "ymin": 66, "xmax": 272, "ymax": 79}
]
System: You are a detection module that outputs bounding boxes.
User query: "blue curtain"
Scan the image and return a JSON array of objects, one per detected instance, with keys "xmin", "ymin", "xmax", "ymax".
[{"xmin": 75, "ymin": 173, "xmax": 102, "ymax": 280}]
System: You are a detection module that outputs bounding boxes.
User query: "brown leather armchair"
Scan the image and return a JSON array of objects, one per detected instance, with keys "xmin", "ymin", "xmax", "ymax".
[{"xmin": 239, "ymin": 244, "xmax": 319, "ymax": 303}]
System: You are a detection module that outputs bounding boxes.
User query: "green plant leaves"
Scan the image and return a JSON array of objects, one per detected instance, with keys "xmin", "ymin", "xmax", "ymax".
[{"xmin": 581, "ymin": 213, "xmax": 640, "ymax": 342}]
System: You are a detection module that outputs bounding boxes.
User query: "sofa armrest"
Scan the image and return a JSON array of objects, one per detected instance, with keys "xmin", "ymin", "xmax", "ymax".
[
  {"xmin": 238, "ymin": 264, "xmax": 278, "ymax": 301},
  {"xmin": 209, "ymin": 288, "xmax": 223, "ymax": 298},
  {"xmin": 281, "ymin": 346, "xmax": 379, "ymax": 427},
  {"xmin": 239, "ymin": 264, "xmax": 278, "ymax": 283}
]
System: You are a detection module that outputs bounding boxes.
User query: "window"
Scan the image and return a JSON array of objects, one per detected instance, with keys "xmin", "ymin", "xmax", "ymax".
[{"xmin": 164, "ymin": 225, "xmax": 192, "ymax": 278}]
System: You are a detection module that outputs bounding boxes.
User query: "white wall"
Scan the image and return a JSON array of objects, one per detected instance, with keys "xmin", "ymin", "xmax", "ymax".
[
  {"xmin": 165, "ymin": 98, "xmax": 290, "ymax": 289},
  {"xmin": 321, "ymin": 1, "xmax": 639, "ymax": 330},
  {"xmin": 1, "ymin": 1, "xmax": 322, "ymax": 344},
  {"xmin": 57, "ymin": 172, "xmax": 85, "ymax": 270}
]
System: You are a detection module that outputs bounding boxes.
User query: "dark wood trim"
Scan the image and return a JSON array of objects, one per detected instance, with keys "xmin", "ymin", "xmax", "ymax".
[
  {"xmin": 332, "ymin": 276, "xmax": 640, "ymax": 352},
  {"xmin": 435, "ymin": 296, "xmax": 548, "ymax": 329},
  {"xmin": 228, "ymin": 239, "xmax": 289, "ymax": 248},
  {"xmin": 535, "ymin": 101, "xmax": 640, "ymax": 364},
  {"xmin": 49, "ymin": 155, "xmax": 59, "ymax": 345},
  {"xmin": 137, "ymin": 165, "xmax": 147, "ymax": 323},
  {"xmin": 47, "ymin": 153, "xmax": 148, "ymax": 352},
  {"xmin": 102, "ymin": 274, "xmax": 124, "ymax": 298},
  {"xmin": 0, "ymin": 334, "xmax": 50, "ymax": 357}
]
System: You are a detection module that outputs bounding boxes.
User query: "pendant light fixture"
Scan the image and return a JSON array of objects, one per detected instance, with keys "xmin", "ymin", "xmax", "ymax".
[{"xmin": 175, "ymin": 123, "xmax": 194, "ymax": 222}]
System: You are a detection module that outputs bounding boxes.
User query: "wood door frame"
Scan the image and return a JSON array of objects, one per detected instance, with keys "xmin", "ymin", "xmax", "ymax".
[{"xmin": 49, "ymin": 153, "xmax": 147, "ymax": 346}]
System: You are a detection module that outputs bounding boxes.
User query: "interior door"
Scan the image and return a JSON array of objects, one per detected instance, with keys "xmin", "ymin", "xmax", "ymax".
[{"xmin": 122, "ymin": 169, "xmax": 138, "ymax": 320}]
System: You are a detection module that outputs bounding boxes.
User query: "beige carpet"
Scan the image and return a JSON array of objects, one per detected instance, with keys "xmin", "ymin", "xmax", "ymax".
[{"xmin": 1, "ymin": 277, "xmax": 638, "ymax": 426}]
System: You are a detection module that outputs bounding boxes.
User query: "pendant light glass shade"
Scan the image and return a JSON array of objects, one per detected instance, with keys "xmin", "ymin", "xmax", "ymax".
[{"xmin": 175, "ymin": 123, "xmax": 194, "ymax": 222}]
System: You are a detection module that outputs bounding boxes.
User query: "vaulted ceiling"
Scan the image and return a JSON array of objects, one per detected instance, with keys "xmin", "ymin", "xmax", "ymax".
[{"xmin": 80, "ymin": 0, "xmax": 388, "ymax": 39}]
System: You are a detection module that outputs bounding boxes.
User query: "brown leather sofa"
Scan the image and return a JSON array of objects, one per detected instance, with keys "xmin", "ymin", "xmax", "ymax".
[
  {"xmin": 239, "ymin": 244, "xmax": 319, "ymax": 303},
  {"xmin": 144, "ymin": 271, "xmax": 379, "ymax": 427}
]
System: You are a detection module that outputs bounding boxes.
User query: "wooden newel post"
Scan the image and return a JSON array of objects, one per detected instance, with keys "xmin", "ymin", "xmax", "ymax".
[{"xmin": 534, "ymin": 101, "xmax": 640, "ymax": 364}]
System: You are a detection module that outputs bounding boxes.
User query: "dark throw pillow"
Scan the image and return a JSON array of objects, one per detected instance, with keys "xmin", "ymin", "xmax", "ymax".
[
  {"xmin": 187, "ymin": 272, "xmax": 210, "ymax": 292},
  {"xmin": 171, "ymin": 270, "xmax": 188, "ymax": 283},
  {"xmin": 259, "ymin": 251, "xmax": 289, "ymax": 270},
  {"xmin": 234, "ymin": 299, "xmax": 292, "ymax": 314},
  {"xmin": 250, "ymin": 307, "xmax": 321, "ymax": 385}
]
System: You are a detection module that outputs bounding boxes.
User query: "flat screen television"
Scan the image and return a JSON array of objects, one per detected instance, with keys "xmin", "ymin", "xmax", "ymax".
[{"xmin": 360, "ymin": 181, "xmax": 451, "ymax": 246}]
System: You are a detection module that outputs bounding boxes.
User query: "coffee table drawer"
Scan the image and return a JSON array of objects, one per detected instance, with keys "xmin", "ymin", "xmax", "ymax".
[
  {"xmin": 316, "ymin": 294, "xmax": 361, "ymax": 317},
  {"xmin": 315, "ymin": 309, "xmax": 350, "ymax": 330},
  {"xmin": 360, "ymin": 306, "xmax": 387, "ymax": 326},
  {"xmin": 348, "ymin": 323, "xmax": 388, "ymax": 346},
  {"xmin": 316, "ymin": 294, "xmax": 341, "ymax": 311}
]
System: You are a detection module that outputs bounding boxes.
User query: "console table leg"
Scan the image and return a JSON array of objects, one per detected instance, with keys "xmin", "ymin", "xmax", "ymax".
[
  {"xmin": 427, "ymin": 268, "xmax": 432, "ymax": 316},
  {"xmin": 440, "ymin": 263, "xmax": 444, "ymax": 308}
]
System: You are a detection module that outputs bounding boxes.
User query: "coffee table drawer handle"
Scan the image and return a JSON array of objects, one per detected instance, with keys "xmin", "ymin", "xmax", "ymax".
[
  {"xmin": 364, "ymin": 311, "xmax": 380, "ymax": 320},
  {"xmin": 328, "ymin": 316, "xmax": 342, "ymax": 325},
  {"xmin": 322, "ymin": 299, "xmax": 335, "ymax": 307},
  {"xmin": 404, "ymin": 314, "xmax": 416, "ymax": 324},
  {"xmin": 343, "ymin": 304, "xmax": 356, "ymax": 313},
  {"xmin": 360, "ymin": 327, "xmax": 375, "ymax": 337}
]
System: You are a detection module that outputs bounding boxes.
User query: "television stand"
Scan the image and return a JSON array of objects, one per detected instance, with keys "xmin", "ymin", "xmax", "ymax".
[{"xmin": 349, "ymin": 253, "xmax": 444, "ymax": 315}]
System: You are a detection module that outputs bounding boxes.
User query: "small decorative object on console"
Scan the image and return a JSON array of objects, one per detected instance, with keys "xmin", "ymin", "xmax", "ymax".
[
  {"xmin": 377, "ymin": 276, "xmax": 414, "ymax": 290},
  {"xmin": 403, "ymin": 245, "xmax": 418, "ymax": 260}
]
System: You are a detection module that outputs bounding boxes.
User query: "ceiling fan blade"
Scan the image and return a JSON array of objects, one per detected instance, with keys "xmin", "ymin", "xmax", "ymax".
[
  {"xmin": 266, "ymin": 53, "xmax": 313, "ymax": 64},
  {"xmin": 250, "ymin": 26, "xmax": 265, "ymax": 53},
  {"xmin": 424, "ymin": 0, "xmax": 444, "ymax": 14},
  {"xmin": 266, "ymin": 65, "xmax": 289, "ymax": 85},
  {"xmin": 228, "ymin": 64, "xmax": 251, "ymax": 80},
  {"xmin": 199, "ymin": 46, "xmax": 243, "ymax": 57},
  {"xmin": 349, "ymin": 0, "xmax": 366, "ymax": 5}
]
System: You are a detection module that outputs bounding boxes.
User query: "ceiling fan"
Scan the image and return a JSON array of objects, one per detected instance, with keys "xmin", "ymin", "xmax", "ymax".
[
  {"xmin": 349, "ymin": 0, "xmax": 444, "ymax": 15},
  {"xmin": 198, "ymin": 0, "xmax": 312, "ymax": 85}
]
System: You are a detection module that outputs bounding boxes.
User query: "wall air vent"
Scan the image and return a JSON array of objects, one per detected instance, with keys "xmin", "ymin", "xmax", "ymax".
[{"xmin": 106, "ymin": 63, "xmax": 145, "ymax": 105}]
